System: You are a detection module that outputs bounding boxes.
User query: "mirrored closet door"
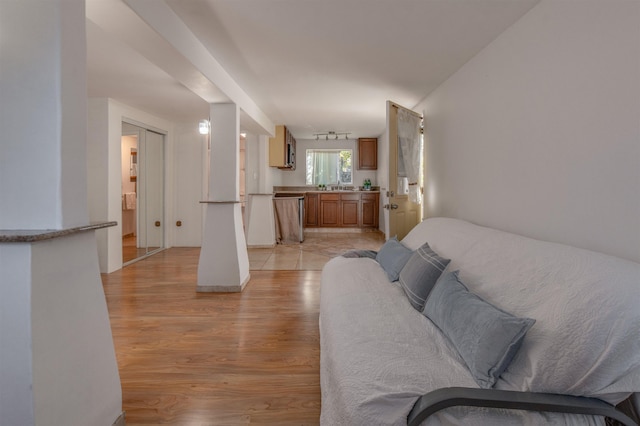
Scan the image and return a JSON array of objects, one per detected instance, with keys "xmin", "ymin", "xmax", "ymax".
[{"xmin": 122, "ymin": 122, "xmax": 165, "ymax": 264}]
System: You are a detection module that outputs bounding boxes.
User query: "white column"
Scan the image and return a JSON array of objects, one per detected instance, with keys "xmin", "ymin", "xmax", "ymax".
[
  {"xmin": 246, "ymin": 194, "xmax": 276, "ymax": 247},
  {"xmin": 197, "ymin": 103, "xmax": 250, "ymax": 292},
  {"xmin": 245, "ymin": 135, "xmax": 276, "ymax": 247},
  {"xmin": 258, "ymin": 134, "xmax": 272, "ymax": 193},
  {"xmin": 0, "ymin": 1, "xmax": 123, "ymax": 425}
]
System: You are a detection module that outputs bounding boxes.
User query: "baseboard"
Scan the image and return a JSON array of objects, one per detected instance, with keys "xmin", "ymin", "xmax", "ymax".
[
  {"xmin": 196, "ymin": 274, "xmax": 250, "ymax": 293},
  {"xmin": 247, "ymin": 243, "xmax": 276, "ymax": 248},
  {"xmin": 112, "ymin": 411, "xmax": 126, "ymax": 426},
  {"xmin": 305, "ymin": 227, "xmax": 383, "ymax": 234}
]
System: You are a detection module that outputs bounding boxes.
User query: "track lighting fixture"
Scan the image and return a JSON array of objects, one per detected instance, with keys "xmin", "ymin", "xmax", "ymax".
[{"xmin": 313, "ymin": 131, "xmax": 351, "ymax": 141}]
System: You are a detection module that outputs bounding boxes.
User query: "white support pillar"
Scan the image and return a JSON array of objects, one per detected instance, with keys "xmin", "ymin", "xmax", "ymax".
[
  {"xmin": 0, "ymin": 1, "xmax": 123, "ymax": 425},
  {"xmin": 245, "ymin": 135, "xmax": 276, "ymax": 247},
  {"xmin": 197, "ymin": 103, "xmax": 250, "ymax": 292}
]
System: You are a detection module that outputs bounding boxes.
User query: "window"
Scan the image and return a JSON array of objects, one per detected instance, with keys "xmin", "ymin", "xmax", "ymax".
[{"xmin": 306, "ymin": 149, "xmax": 352, "ymax": 186}]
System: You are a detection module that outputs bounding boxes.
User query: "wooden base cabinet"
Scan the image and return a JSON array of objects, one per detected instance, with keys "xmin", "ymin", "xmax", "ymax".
[
  {"xmin": 304, "ymin": 193, "xmax": 318, "ymax": 226},
  {"xmin": 361, "ymin": 193, "xmax": 379, "ymax": 228},
  {"xmin": 340, "ymin": 193, "xmax": 360, "ymax": 227},
  {"xmin": 319, "ymin": 193, "xmax": 340, "ymax": 227},
  {"xmin": 308, "ymin": 192, "xmax": 379, "ymax": 228}
]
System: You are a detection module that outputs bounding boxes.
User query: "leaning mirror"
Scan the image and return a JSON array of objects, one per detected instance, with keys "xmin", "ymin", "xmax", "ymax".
[{"xmin": 306, "ymin": 149, "xmax": 352, "ymax": 186}]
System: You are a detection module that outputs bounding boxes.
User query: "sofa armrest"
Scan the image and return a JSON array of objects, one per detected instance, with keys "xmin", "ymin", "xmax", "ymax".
[{"xmin": 407, "ymin": 387, "xmax": 638, "ymax": 426}]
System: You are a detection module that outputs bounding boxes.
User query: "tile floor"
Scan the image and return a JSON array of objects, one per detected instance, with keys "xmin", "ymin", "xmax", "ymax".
[{"xmin": 248, "ymin": 231, "xmax": 385, "ymax": 270}]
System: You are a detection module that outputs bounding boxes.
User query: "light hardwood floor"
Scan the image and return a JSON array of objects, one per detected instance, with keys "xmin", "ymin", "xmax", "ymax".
[{"xmin": 102, "ymin": 232, "xmax": 384, "ymax": 425}]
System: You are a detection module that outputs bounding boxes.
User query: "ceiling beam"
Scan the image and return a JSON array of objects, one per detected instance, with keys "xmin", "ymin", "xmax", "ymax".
[{"xmin": 88, "ymin": 0, "xmax": 274, "ymax": 135}]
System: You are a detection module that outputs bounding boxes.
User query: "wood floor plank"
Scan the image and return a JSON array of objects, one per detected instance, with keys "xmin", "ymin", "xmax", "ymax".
[
  {"xmin": 102, "ymin": 232, "xmax": 384, "ymax": 425},
  {"xmin": 102, "ymin": 249, "xmax": 322, "ymax": 425}
]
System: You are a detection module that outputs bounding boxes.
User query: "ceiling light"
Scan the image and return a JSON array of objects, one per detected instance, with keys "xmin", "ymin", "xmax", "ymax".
[
  {"xmin": 199, "ymin": 119, "xmax": 210, "ymax": 135},
  {"xmin": 313, "ymin": 131, "xmax": 351, "ymax": 141}
]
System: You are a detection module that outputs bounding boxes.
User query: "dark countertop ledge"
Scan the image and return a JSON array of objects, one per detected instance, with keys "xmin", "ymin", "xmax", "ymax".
[
  {"xmin": 0, "ymin": 221, "xmax": 117, "ymax": 243},
  {"xmin": 273, "ymin": 186, "xmax": 380, "ymax": 194},
  {"xmin": 274, "ymin": 190, "xmax": 380, "ymax": 194}
]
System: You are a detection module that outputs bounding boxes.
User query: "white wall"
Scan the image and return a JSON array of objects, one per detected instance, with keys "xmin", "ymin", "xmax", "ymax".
[
  {"xmin": 242, "ymin": 133, "xmax": 282, "ymax": 195},
  {"xmin": 87, "ymin": 99, "xmax": 111, "ymax": 272},
  {"xmin": 172, "ymin": 122, "xmax": 207, "ymax": 246},
  {"xmin": 88, "ymin": 98, "xmax": 176, "ymax": 272},
  {"xmin": 245, "ymin": 133, "xmax": 261, "ymax": 195},
  {"xmin": 416, "ymin": 0, "xmax": 640, "ymax": 263}
]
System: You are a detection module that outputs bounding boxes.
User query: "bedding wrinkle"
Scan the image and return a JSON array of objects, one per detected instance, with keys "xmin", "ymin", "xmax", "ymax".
[{"xmin": 321, "ymin": 219, "xmax": 639, "ymax": 425}]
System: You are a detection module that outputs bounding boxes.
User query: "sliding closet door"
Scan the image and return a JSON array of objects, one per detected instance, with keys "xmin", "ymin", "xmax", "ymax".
[
  {"xmin": 144, "ymin": 130, "xmax": 164, "ymax": 253},
  {"xmin": 122, "ymin": 122, "xmax": 165, "ymax": 264}
]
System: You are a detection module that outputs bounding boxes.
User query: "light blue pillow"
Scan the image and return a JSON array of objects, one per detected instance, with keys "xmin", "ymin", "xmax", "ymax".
[
  {"xmin": 398, "ymin": 242, "xmax": 450, "ymax": 311},
  {"xmin": 423, "ymin": 271, "xmax": 535, "ymax": 389},
  {"xmin": 375, "ymin": 237, "xmax": 413, "ymax": 282}
]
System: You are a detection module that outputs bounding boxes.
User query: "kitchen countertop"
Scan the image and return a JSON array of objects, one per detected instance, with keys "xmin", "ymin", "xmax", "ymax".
[
  {"xmin": 0, "ymin": 221, "xmax": 117, "ymax": 243},
  {"xmin": 303, "ymin": 190, "xmax": 380, "ymax": 193},
  {"xmin": 273, "ymin": 187, "xmax": 380, "ymax": 195}
]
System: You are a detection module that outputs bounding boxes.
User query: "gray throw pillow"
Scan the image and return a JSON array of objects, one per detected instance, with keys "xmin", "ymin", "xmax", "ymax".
[
  {"xmin": 423, "ymin": 271, "xmax": 535, "ymax": 389},
  {"xmin": 375, "ymin": 237, "xmax": 413, "ymax": 282},
  {"xmin": 398, "ymin": 242, "xmax": 450, "ymax": 311}
]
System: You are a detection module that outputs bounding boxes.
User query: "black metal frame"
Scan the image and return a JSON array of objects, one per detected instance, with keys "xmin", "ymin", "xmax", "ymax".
[{"xmin": 407, "ymin": 387, "xmax": 638, "ymax": 426}]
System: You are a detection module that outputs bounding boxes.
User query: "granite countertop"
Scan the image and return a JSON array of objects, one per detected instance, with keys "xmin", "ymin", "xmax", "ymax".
[
  {"xmin": 303, "ymin": 189, "xmax": 380, "ymax": 194},
  {"xmin": 273, "ymin": 186, "xmax": 380, "ymax": 195},
  {"xmin": 0, "ymin": 221, "xmax": 117, "ymax": 243}
]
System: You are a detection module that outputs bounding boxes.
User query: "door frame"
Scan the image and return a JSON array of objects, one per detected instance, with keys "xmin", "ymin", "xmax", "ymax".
[
  {"xmin": 121, "ymin": 119, "xmax": 167, "ymax": 266},
  {"xmin": 386, "ymin": 101, "xmax": 423, "ymax": 240}
]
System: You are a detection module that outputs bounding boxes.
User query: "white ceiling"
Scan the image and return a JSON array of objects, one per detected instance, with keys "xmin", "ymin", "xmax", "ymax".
[{"xmin": 86, "ymin": 0, "xmax": 539, "ymax": 139}]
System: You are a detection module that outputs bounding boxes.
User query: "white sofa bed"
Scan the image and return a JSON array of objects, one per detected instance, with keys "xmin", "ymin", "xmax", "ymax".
[{"xmin": 319, "ymin": 218, "xmax": 640, "ymax": 425}]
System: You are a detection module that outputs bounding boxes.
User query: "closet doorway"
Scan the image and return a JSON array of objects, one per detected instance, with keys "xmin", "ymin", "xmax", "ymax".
[{"xmin": 122, "ymin": 122, "xmax": 165, "ymax": 265}]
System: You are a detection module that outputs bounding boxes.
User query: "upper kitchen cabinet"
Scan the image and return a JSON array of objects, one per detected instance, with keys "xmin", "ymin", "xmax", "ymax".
[
  {"xmin": 358, "ymin": 137, "xmax": 377, "ymax": 170},
  {"xmin": 269, "ymin": 125, "xmax": 296, "ymax": 169}
]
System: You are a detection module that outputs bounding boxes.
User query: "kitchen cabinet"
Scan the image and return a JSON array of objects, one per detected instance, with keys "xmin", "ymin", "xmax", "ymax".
[
  {"xmin": 313, "ymin": 192, "xmax": 379, "ymax": 228},
  {"xmin": 269, "ymin": 125, "xmax": 296, "ymax": 169},
  {"xmin": 340, "ymin": 193, "xmax": 360, "ymax": 227},
  {"xmin": 361, "ymin": 193, "xmax": 379, "ymax": 228},
  {"xmin": 304, "ymin": 193, "xmax": 318, "ymax": 226},
  {"xmin": 358, "ymin": 137, "xmax": 377, "ymax": 170},
  {"xmin": 319, "ymin": 193, "xmax": 340, "ymax": 227}
]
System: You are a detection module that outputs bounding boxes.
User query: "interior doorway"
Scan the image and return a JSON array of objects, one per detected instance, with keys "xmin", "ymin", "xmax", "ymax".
[
  {"xmin": 121, "ymin": 122, "xmax": 165, "ymax": 264},
  {"xmin": 386, "ymin": 101, "xmax": 423, "ymax": 240}
]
